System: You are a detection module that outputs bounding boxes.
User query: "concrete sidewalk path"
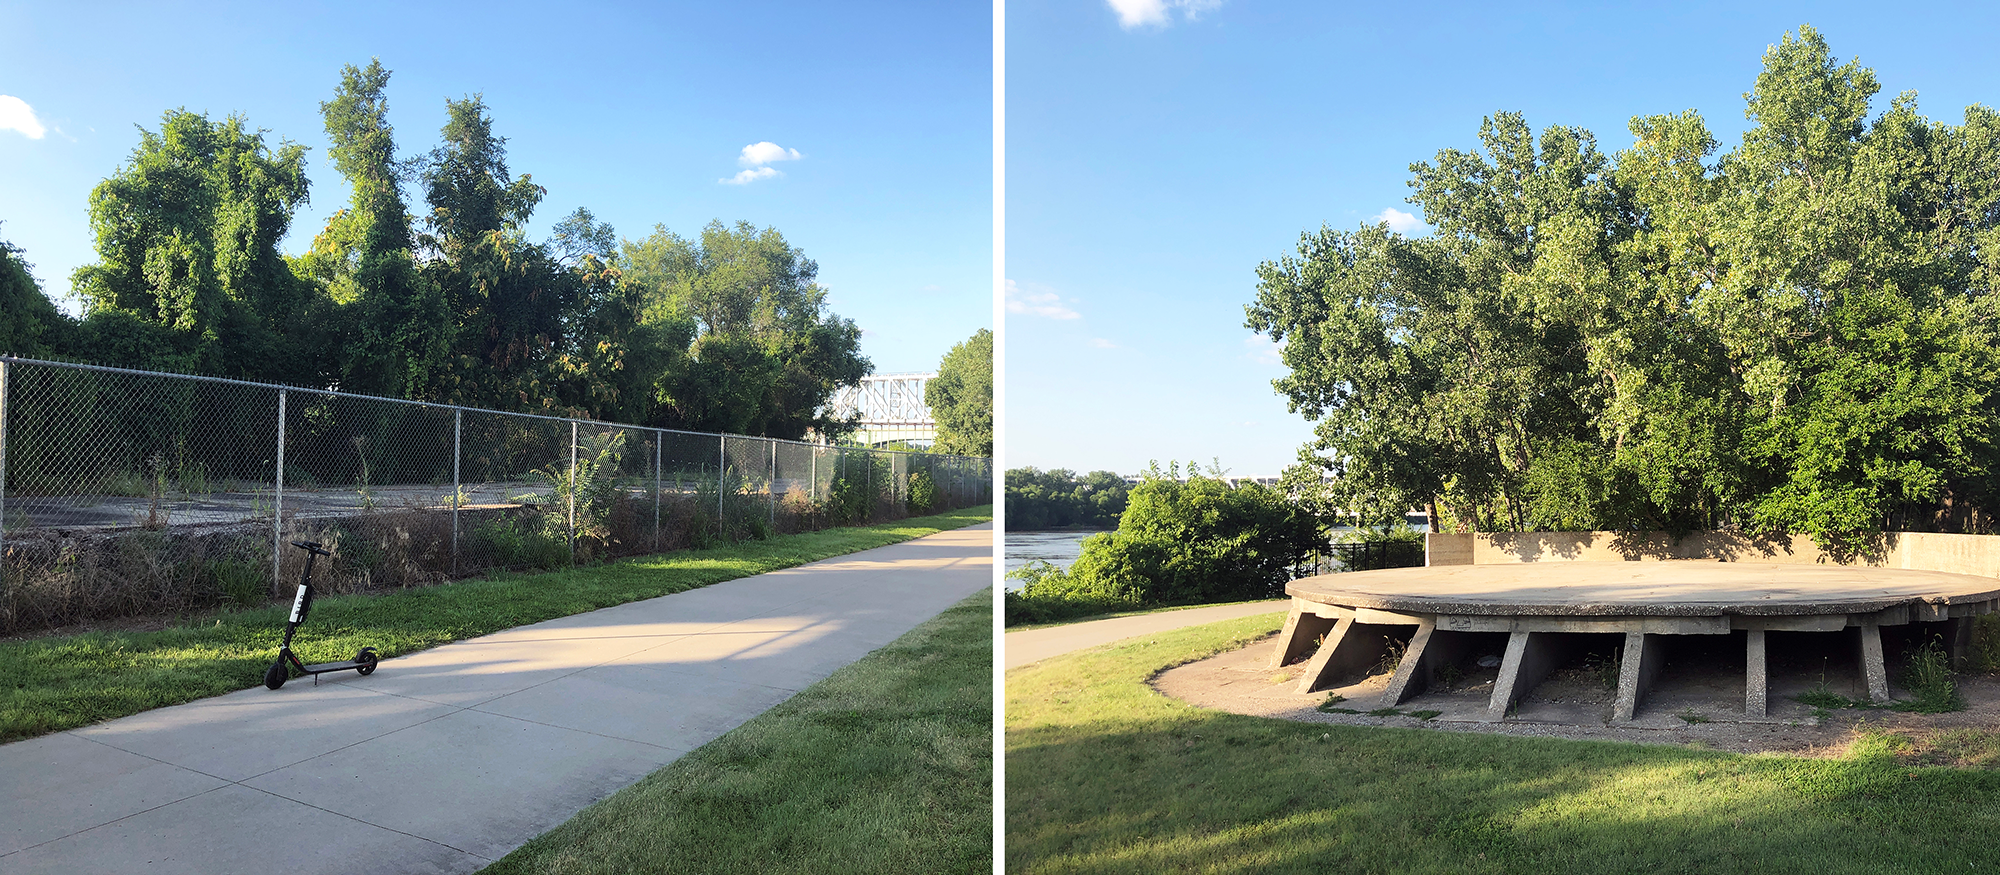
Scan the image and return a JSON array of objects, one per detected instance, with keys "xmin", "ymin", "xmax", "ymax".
[
  {"xmin": 0, "ymin": 523, "xmax": 992, "ymax": 875},
  {"xmin": 1004, "ymin": 599, "xmax": 1288, "ymax": 670}
]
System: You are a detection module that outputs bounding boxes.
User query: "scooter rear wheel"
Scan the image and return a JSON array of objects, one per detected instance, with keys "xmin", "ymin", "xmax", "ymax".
[
  {"xmin": 263, "ymin": 661, "xmax": 288, "ymax": 690},
  {"xmin": 355, "ymin": 650, "xmax": 378, "ymax": 676}
]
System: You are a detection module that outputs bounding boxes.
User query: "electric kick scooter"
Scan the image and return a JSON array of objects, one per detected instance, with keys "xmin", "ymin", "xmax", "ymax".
[{"xmin": 264, "ymin": 540, "xmax": 379, "ymax": 690}]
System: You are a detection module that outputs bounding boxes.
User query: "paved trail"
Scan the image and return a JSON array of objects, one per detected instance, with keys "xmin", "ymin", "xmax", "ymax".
[
  {"xmin": 0, "ymin": 524, "xmax": 992, "ymax": 875},
  {"xmin": 1003, "ymin": 600, "xmax": 1288, "ymax": 670}
]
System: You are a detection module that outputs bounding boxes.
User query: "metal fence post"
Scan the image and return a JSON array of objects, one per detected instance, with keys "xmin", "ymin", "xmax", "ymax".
[
  {"xmin": 717, "ymin": 433, "xmax": 727, "ymax": 541},
  {"xmin": 653, "ymin": 429, "xmax": 662, "ymax": 552},
  {"xmin": 0, "ymin": 360, "xmax": 9, "ymax": 580},
  {"xmin": 569, "ymin": 420, "xmax": 578, "ymax": 566},
  {"xmin": 452, "ymin": 408, "xmax": 461, "ymax": 576},
  {"xmin": 768, "ymin": 439, "xmax": 777, "ymax": 532},
  {"xmin": 273, "ymin": 388, "xmax": 286, "ymax": 589}
]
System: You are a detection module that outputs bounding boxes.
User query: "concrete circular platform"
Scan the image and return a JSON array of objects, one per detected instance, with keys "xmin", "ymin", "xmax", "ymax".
[
  {"xmin": 1272, "ymin": 560, "xmax": 2000, "ymax": 723},
  {"xmin": 1286, "ymin": 561, "xmax": 2000, "ymax": 617}
]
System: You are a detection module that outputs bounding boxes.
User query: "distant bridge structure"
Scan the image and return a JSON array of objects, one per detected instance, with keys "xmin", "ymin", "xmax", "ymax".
[{"xmin": 821, "ymin": 372, "xmax": 937, "ymax": 446}]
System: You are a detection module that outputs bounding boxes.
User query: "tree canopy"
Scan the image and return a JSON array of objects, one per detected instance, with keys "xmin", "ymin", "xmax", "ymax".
[
  {"xmin": 9, "ymin": 59, "xmax": 882, "ymax": 444},
  {"xmin": 928, "ymin": 327, "xmax": 992, "ymax": 456},
  {"xmin": 1246, "ymin": 26, "xmax": 2000, "ymax": 548}
]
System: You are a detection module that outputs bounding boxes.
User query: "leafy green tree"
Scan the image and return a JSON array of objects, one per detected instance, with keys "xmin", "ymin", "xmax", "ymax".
[
  {"xmin": 619, "ymin": 221, "xmax": 869, "ymax": 438},
  {"xmin": 1245, "ymin": 25, "xmax": 2000, "ymax": 548},
  {"xmin": 927, "ymin": 328, "xmax": 991, "ymax": 456},
  {"xmin": 72, "ymin": 110, "xmax": 313, "ymax": 379},
  {"xmin": 416, "ymin": 95, "xmax": 630, "ymax": 416}
]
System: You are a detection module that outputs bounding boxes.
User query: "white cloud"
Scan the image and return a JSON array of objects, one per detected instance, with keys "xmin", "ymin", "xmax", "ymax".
[
  {"xmin": 1244, "ymin": 334, "xmax": 1284, "ymax": 365},
  {"xmin": 1371, "ymin": 207, "xmax": 1427, "ymax": 235},
  {"xmin": 1005, "ymin": 279, "xmax": 1081, "ymax": 320},
  {"xmin": 1090, "ymin": 338, "xmax": 1119, "ymax": 349},
  {"xmin": 738, "ymin": 141, "xmax": 802, "ymax": 167},
  {"xmin": 1107, "ymin": 0, "xmax": 1223, "ymax": 28},
  {"xmin": 0, "ymin": 95, "xmax": 47, "ymax": 139},
  {"xmin": 720, "ymin": 141, "xmax": 802, "ymax": 184},
  {"xmin": 721, "ymin": 166, "xmax": 781, "ymax": 185}
]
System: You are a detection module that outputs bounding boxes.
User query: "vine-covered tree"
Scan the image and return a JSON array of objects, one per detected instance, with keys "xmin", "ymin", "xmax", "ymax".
[
  {"xmin": 72, "ymin": 110, "xmax": 314, "ymax": 380},
  {"xmin": 294, "ymin": 59, "xmax": 450, "ymax": 399},
  {"xmin": 0, "ymin": 233, "xmax": 70, "ymax": 357}
]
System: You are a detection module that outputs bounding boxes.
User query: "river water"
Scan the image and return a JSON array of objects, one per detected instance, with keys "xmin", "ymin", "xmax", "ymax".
[
  {"xmin": 1003, "ymin": 525, "xmax": 1392, "ymax": 591},
  {"xmin": 1002, "ymin": 530, "xmax": 1101, "ymax": 589}
]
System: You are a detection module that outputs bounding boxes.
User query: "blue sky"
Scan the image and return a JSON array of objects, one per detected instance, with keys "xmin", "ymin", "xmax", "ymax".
[
  {"xmin": 0, "ymin": 0, "xmax": 990, "ymax": 376},
  {"xmin": 1004, "ymin": 0, "xmax": 2000, "ymax": 478}
]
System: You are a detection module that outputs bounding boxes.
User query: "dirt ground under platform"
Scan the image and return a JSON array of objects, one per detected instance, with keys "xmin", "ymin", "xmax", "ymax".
[{"xmin": 1153, "ymin": 629, "xmax": 2000, "ymax": 758}]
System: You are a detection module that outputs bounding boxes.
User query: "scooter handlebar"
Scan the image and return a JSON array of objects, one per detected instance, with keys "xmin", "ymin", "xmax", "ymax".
[{"xmin": 289, "ymin": 540, "xmax": 333, "ymax": 557}]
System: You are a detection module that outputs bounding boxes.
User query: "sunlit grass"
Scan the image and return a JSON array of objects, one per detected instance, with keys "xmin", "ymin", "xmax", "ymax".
[
  {"xmin": 0, "ymin": 507, "xmax": 989, "ymax": 743},
  {"xmin": 1006, "ymin": 613, "xmax": 2000, "ymax": 874}
]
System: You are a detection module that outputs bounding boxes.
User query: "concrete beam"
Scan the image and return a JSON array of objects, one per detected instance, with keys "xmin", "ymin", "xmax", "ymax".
[
  {"xmin": 1858, "ymin": 623, "xmax": 1891, "ymax": 704},
  {"xmin": 1612, "ymin": 632, "xmax": 1665, "ymax": 722},
  {"xmin": 1269, "ymin": 601, "xmax": 1340, "ymax": 669},
  {"xmin": 1732, "ymin": 615, "xmax": 1847, "ymax": 632},
  {"xmin": 1440, "ymin": 615, "xmax": 1728, "ymax": 635},
  {"xmin": 1294, "ymin": 619, "xmax": 1398, "ymax": 694},
  {"xmin": 1745, "ymin": 629, "xmax": 1767, "ymax": 718},
  {"xmin": 1351, "ymin": 608, "xmax": 1428, "ymax": 626},
  {"xmin": 1380, "ymin": 620, "xmax": 1476, "ymax": 706},
  {"xmin": 1485, "ymin": 631, "xmax": 1567, "ymax": 721}
]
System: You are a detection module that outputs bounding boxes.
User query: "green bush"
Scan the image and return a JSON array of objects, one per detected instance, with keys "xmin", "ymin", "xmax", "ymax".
[
  {"xmin": 908, "ymin": 471, "xmax": 939, "ymax": 515},
  {"xmin": 473, "ymin": 516, "xmax": 569, "ymax": 571},
  {"xmin": 209, "ymin": 558, "xmax": 269, "ymax": 608},
  {"xmin": 1005, "ymin": 463, "xmax": 1324, "ymax": 625}
]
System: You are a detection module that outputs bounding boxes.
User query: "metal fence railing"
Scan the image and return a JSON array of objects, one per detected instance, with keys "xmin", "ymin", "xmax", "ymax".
[
  {"xmin": 0, "ymin": 356, "xmax": 991, "ymax": 633},
  {"xmin": 1293, "ymin": 539, "xmax": 1428, "ymax": 579}
]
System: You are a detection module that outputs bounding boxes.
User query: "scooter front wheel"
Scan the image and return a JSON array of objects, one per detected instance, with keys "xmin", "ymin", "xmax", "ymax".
[
  {"xmin": 355, "ymin": 650, "xmax": 378, "ymax": 676},
  {"xmin": 263, "ymin": 660, "xmax": 288, "ymax": 690}
]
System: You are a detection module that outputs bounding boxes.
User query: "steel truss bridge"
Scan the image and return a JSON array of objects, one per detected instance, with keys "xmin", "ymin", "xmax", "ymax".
[{"xmin": 821, "ymin": 372, "xmax": 937, "ymax": 446}]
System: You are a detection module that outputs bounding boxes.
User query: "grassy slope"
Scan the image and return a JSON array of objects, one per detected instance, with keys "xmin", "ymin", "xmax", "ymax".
[
  {"xmin": 1006, "ymin": 614, "xmax": 2000, "ymax": 874},
  {"xmin": 0, "ymin": 507, "xmax": 990, "ymax": 743},
  {"xmin": 483, "ymin": 587, "xmax": 993, "ymax": 875}
]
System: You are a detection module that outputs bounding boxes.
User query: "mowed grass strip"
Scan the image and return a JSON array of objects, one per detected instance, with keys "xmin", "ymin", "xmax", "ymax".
[
  {"xmin": 0, "ymin": 506, "xmax": 990, "ymax": 743},
  {"xmin": 1006, "ymin": 613, "xmax": 2000, "ymax": 874},
  {"xmin": 482, "ymin": 587, "xmax": 993, "ymax": 875}
]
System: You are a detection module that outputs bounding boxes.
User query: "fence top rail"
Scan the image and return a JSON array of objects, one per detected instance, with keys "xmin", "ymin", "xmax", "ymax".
[{"xmin": 0, "ymin": 355, "xmax": 989, "ymax": 464}]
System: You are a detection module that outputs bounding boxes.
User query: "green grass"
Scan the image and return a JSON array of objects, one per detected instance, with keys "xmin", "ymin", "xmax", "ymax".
[
  {"xmin": 482, "ymin": 587, "xmax": 992, "ymax": 875},
  {"xmin": 1006, "ymin": 613, "xmax": 2000, "ymax": 874},
  {"xmin": 0, "ymin": 507, "xmax": 989, "ymax": 744}
]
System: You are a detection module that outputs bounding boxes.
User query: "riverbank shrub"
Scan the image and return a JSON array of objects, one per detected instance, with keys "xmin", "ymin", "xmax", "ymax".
[{"xmin": 1006, "ymin": 462, "xmax": 1322, "ymax": 625}]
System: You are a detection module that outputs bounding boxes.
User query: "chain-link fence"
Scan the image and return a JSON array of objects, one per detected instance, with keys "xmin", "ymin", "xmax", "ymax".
[{"xmin": 0, "ymin": 357, "xmax": 992, "ymax": 633}]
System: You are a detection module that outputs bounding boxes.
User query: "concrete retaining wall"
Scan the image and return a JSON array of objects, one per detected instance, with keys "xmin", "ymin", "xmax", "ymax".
[{"xmin": 1424, "ymin": 530, "xmax": 2000, "ymax": 579}]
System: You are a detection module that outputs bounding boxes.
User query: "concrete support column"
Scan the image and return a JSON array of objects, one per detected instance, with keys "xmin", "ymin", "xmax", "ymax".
[
  {"xmin": 1486, "ymin": 630, "xmax": 1567, "ymax": 721},
  {"xmin": 1859, "ymin": 623, "xmax": 1891, "ymax": 704},
  {"xmin": 1294, "ymin": 619, "xmax": 1395, "ymax": 694},
  {"xmin": 1947, "ymin": 616, "xmax": 1976, "ymax": 672},
  {"xmin": 1612, "ymin": 632, "xmax": 1664, "ymax": 722},
  {"xmin": 1269, "ymin": 600, "xmax": 1339, "ymax": 669},
  {"xmin": 1745, "ymin": 629, "xmax": 1768, "ymax": 718},
  {"xmin": 1382, "ymin": 620, "xmax": 1475, "ymax": 706}
]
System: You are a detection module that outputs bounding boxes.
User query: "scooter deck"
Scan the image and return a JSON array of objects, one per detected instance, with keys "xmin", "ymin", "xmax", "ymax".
[{"xmin": 300, "ymin": 660, "xmax": 368, "ymax": 674}]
